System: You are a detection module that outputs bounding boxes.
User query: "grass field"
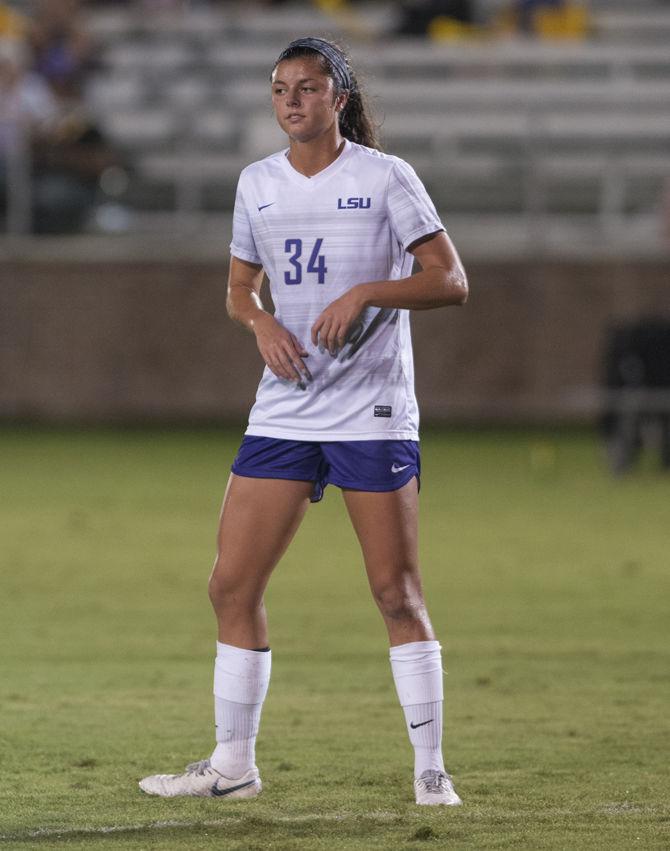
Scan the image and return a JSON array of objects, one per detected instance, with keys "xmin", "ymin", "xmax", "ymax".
[{"xmin": 1, "ymin": 426, "xmax": 669, "ymax": 850}]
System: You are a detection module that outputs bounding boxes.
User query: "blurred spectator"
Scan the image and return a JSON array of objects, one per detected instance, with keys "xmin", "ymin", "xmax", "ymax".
[
  {"xmin": 28, "ymin": 97, "xmax": 122, "ymax": 233},
  {"xmin": 28, "ymin": 0, "xmax": 97, "ymax": 102},
  {"xmin": 516, "ymin": 0, "xmax": 563, "ymax": 34},
  {"xmin": 601, "ymin": 321, "xmax": 670, "ymax": 473},
  {"xmin": 0, "ymin": 2, "xmax": 26, "ymax": 41},
  {"xmin": 0, "ymin": 37, "xmax": 57, "ymax": 135},
  {"xmin": 1, "ymin": 35, "xmax": 57, "ymax": 231},
  {"xmin": 499, "ymin": 0, "xmax": 589, "ymax": 38},
  {"xmin": 396, "ymin": 0, "xmax": 475, "ymax": 36},
  {"xmin": 27, "ymin": 0, "xmax": 122, "ymax": 232},
  {"xmin": 1, "ymin": 2, "xmax": 122, "ymax": 234}
]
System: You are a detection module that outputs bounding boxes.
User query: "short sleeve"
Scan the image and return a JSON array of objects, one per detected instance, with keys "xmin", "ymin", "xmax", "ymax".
[
  {"xmin": 230, "ymin": 174, "xmax": 262, "ymax": 265},
  {"xmin": 387, "ymin": 159, "xmax": 445, "ymax": 251}
]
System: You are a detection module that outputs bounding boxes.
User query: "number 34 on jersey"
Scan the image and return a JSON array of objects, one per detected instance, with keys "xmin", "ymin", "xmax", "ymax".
[{"xmin": 284, "ymin": 238, "xmax": 327, "ymax": 286}]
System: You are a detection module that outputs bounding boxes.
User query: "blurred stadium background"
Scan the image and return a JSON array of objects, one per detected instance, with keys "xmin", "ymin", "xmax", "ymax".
[{"xmin": 1, "ymin": 0, "xmax": 670, "ymax": 442}]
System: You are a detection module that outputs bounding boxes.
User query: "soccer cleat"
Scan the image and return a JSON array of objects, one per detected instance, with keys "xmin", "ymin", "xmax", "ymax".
[
  {"xmin": 414, "ymin": 769, "xmax": 462, "ymax": 806},
  {"xmin": 138, "ymin": 758, "xmax": 261, "ymax": 799}
]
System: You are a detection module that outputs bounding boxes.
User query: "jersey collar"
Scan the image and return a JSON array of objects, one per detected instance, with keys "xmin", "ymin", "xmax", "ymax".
[{"xmin": 280, "ymin": 139, "xmax": 353, "ymax": 189}]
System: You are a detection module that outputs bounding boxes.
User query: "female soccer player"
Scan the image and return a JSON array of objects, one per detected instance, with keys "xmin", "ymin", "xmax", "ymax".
[{"xmin": 140, "ymin": 36, "xmax": 467, "ymax": 806}]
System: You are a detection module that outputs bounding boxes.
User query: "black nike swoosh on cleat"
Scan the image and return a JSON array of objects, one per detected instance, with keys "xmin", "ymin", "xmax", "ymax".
[
  {"xmin": 258, "ymin": 203, "xmax": 275, "ymax": 212},
  {"xmin": 410, "ymin": 719, "xmax": 434, "ymax": 729},
  {"xmin": 210, "ymin": 778, "xmax": 256, "ymax": 797}
]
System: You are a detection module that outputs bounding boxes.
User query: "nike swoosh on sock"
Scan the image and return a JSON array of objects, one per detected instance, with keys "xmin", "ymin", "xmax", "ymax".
[{"xmin": 410, "ymin": 719, "xmax": 434, "ymax": 729}]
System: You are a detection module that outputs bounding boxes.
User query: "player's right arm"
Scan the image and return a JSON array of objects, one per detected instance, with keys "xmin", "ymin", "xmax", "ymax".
[{"xmin": 226, "ymin": 255, "xmax": 311, "ymax": 384}]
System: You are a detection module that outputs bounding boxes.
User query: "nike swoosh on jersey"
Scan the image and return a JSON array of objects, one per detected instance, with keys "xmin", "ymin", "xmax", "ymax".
[
  {"xmin": 210, "ymin": 778, "xmax": 256, "ymax": 797},
  {"xmin": 391, "ymin": 463, "xmax": 411, "ymax": 473},
  {"xmin": 258, "ymin": 202, "xmax": 275, "ymax": 212}
]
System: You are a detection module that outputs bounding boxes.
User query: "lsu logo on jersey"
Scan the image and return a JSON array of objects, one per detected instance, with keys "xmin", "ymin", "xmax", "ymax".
[{"xmin": 337, "ymin": 197, "xmax": 371, "ymax": 210}]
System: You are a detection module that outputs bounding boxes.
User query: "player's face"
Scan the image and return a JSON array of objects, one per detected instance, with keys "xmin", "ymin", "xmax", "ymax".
[{"xmin": 271, "ymin": 57, "xmax": 346, "ymax": 143}]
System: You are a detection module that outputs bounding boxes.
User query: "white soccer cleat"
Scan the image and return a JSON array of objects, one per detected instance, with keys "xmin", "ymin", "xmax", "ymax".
[
  {"xmin": 139, "ymin": 759, "xmax": 261, "ymax": 799},
  {"xmin": 414, "ymin": 769, "xmax": 462, "ymax": 806}
]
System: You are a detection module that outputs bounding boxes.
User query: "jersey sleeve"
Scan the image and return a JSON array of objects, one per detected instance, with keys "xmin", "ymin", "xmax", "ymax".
[
  {"xmin": 387, "ymin": 158, "xmax": 445, "ymax": 251},
  {"xmin": 230, "ymin": 173, "xmax": 262, "ymax": 265}
]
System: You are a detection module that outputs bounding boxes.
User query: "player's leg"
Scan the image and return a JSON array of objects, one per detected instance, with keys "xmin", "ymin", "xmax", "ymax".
[
  {"xmin": 342, "ymin": 478, "xmax": 461, "ymax": 806},
  {"xmin": 140, "ymin": 473, "xmax": 314, "ymax": 799},
  {"xmin": 207, "ymin": 474, "xmax": 313, "ymax": 784},
  {"xmin": 209, "ymin": 473, "xmax": 314, "ymax": 648},
  {"xmin": 341, "ymin": 478, "xmax": 430, "ymax": 644}
]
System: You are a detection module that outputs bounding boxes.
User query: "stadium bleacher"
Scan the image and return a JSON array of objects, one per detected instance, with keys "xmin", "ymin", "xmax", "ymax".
[{"xmin": 76, "ymin": 1, "xmax": 670, "ymax": 256}]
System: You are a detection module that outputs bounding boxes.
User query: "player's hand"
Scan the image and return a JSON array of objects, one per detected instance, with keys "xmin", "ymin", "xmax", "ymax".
[
  {"xmin": 311, "ymin": 287, "xmax": 365, "ymax": 356},
  {"xmin": 253, "ymin": 313, "xmax": 311, "ymax": 385}
]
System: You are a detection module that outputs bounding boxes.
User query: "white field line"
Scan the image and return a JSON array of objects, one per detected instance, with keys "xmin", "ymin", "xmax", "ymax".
[{"xmin": 1, "ymin": 811, "xmax": 400, "ymax": 842}]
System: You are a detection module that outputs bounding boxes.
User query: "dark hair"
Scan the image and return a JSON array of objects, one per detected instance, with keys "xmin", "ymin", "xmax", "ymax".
[{"xmin": 272, "ymin": 39, "xmax": 381, "ymax": 151}]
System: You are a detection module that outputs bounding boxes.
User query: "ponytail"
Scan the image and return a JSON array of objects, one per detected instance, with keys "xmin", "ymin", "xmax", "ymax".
[{"xmin": 340, "ymin": 72, "xmax": 381, "ymax": 150}]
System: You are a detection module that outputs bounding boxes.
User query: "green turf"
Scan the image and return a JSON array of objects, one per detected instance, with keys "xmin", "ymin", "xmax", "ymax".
[{"xmin": 1, "ymin": 427, "xmax": 669, "ymax": 850}]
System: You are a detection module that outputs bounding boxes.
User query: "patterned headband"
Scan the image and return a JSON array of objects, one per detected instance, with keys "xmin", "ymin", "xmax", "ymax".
[{"xmin": 275, "ymin": 37, "xmax": 353, "ymax": 92}]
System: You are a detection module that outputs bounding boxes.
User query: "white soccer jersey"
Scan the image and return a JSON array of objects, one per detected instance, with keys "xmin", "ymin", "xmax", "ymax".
[{"xmin": 230, "ymin": 140, "xmax": 445, "ymax": 441}]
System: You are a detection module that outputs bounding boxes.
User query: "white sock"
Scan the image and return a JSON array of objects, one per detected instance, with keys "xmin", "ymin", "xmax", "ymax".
[
  {"xmin": 210, "ymin": 641, "xmax": 271, "ymax": 778},
  {"xmin": 390, "ymin": 640, "xmax": 446, "ymax": 778}
]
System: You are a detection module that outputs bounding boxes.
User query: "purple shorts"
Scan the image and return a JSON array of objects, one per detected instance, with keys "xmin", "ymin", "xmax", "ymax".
[{"xmin": 231, "ymin": 436, "xmax": 420, "ymax": 503}]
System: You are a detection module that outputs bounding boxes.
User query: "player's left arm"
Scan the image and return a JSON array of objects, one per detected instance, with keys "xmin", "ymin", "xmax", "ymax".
[{"xmin": 311, "ymin": 230, "xmax": 468, "ymax": 353}]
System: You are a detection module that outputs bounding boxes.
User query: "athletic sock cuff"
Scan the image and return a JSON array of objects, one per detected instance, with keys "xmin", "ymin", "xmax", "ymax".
[
  {"xmin": 389, "ymin": 640, "xmax": 441, "ymax": 661},
  {"xmin": 214, "ymin": 642, "xmax": 271, "ymax": 704},
  {"xmin": 390, "ymin": 640, "xmax": 443, "ymax": 706}
]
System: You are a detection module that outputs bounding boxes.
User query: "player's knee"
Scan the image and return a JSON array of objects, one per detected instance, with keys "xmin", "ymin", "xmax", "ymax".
[
  {"xmin": 373, "ymin": 579, "xmax": 424, "ymax": 623},
  {"xmin": 208, "ymin": 563, "xmax": 260, "ymax": 615},
  {"xmin": 207, "ymin": 567, "xmax": 235, "ymax": 612}
]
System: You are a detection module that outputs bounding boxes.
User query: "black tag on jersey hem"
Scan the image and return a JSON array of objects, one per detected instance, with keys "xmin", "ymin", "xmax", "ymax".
[{"xmin": 374, "ymin": 405, "xmax": 392, "ymax": 418}]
